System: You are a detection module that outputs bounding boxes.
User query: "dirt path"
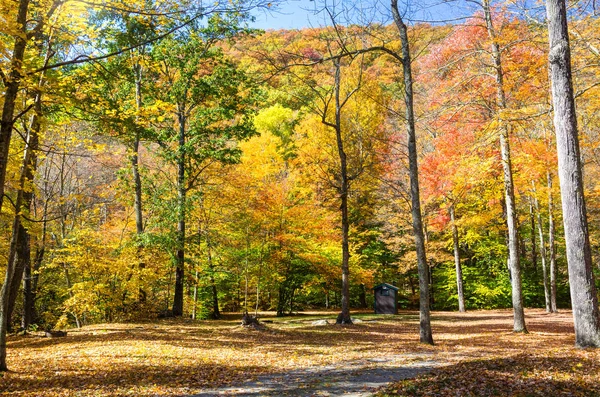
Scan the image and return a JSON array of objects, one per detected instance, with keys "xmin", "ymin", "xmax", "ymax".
[{"xmin": 191, "ymin": 353, "xmax": 440, "ymax": 397}]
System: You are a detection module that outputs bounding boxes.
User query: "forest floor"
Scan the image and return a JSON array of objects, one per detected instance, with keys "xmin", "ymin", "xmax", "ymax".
[{"xmin": 1, "ymin": 309, "xmax": 599, "ymax": 397}]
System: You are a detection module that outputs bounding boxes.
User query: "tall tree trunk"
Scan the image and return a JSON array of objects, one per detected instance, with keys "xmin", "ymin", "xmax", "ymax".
[
  {"xmin": 172, "ymin": 111, "xmax": 186, "ymax": 317},
  {"xmin": 545, "ymin": 0, "xmax": 600, "ymax": 347},
  {"xmin": 0, "ymin": 0, "xmax": 30, "ymax": 217},
  {"xmin": 548, "ymin": 172, "xmax": 558, "ymax": 313},
  {"xmin": 330, "ymin": 60, "xmax": 352, "ymax": 325},
  {"xmin": 0, "ymin": 202, "xmax": 24, "ymax": 370},
  {"xmin": 1, "ymin": 53, "xmax": 48, "ymax": 363},
  {"xmin": 450, "ymin": 205, "xmax": 466, "ymax": 312},
  {"xmin": 391, "ymin": 0, "xmax": 433, "ymax": 344},
  {"xmin": 133, "ymin": 64, "xmax": 144, "ymax": 235},
  {"xmin": 22, "ymin": 244, "xmax": 40, "ymax": 330},
  {"xmin": 7, "ymin": 225, "xmax": 30, "ymax": 329},
  {"xmin": 131, "ymin": 136, "xmax": 144, "ymax": 233},
  {"xmin": 7, "ymin": 68, "xmax": 45, "ymax": 327},
  {"xmin": 132, "ymin": 62, "xmax": 147, "ymax": 304},
  {"xmin": 482, "ymin": 0, "xmax": 527, "ymax": 333},
  {"xmin": 532, "ymin": 183, "xmax": 551, "ymax": 312},
  {"xmin": 244, "ymin": 226, "xmax": 250, "ymax": 313}
]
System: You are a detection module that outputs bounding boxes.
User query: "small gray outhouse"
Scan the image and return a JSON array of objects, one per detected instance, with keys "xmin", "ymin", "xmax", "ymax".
[{"xmin": 373, "ymin": 283, "xmax": 399, "ymax": 314}]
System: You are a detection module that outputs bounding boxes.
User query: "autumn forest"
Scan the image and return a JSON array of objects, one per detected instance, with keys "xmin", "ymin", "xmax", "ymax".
[{"xmin": 2, "ymin": 0, "xmax": 600, "ymax": 394}]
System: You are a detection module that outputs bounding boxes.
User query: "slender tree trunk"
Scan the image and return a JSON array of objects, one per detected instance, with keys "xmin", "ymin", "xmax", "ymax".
[
  {"xmin": 255, "ymin": 247, "xmax": 263, "ymax": 317},
  {"xmin": 207, "ymin": 236, "xmax": 220, "ymax": 319},
  {"xmin": 450, "ymin": 206, "xmax": 466, "ymax": 312},
  {"xmin": 529, "ymin": 202, "xmax": 538, "ymax": 272},
  {"xmin": 0, "ymin": 0, "xmax": 30, "ymax": 218},
  {"xmin": 391, "ymin": 0, "xmax": 433, "ymax": 344},
  {"xmin": 133, "ymin": 65, "xmax": 144, "ymax": 235},
  {"xmin": 545, "ymin": 0, "xmax": 600, "ymax": 347},
  {"xmin": 131, "ymin": 135, "xmax": 144, "ymax": 234},
  {"xmin": 0, "ymin": 204, "xmax": 24, "ymax": 370},
  {"xmin": 330, "ymin": 60, "xmax": 352, "ymax": 325},
  {"xmin": 192, "ymin": 268, "xmax": 199, "ymax": 320},
  {"xmin": 132, "ymin": 63, "xmax": 147, "ymax": 304},
  {"xmin": 548, "ymin": 172, "xmax": 558, "ymax": 313},
  {"xmin": 0, "ymin": 79, "xmax": 43, "ymax": 367},
  {"xmin": 244, "ymin": 226, "xmax": 250, "ymax": 313},
  {"xmin": 482, "ymin": 0, "xmax": 527, "ymax": 333},
  {"xmin": 22, "ymin": 246, "xmax": 37, "ymax": 330},
  {"xmin": 7, "ymin": 68, "xmax": 45, "ymax": 326},
  {"xmin": 532, "ymin": 183, "xmax": 551, "ymax": 312},
  {"xmin": 172, "ymin": 111, "xmax": 186, "ymax": 317},
  {"xmin": 7, "ymin": 225, "xmax": 30, "ymax": 329}
]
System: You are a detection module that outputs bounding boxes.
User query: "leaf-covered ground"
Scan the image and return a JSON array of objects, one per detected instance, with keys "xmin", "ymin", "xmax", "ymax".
[{"xmin": 1, "ymin": 309, "xmax": 598, "ymax": 396}]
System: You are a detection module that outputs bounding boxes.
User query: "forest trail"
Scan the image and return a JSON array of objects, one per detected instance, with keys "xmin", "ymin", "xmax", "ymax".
[{"xmin": 191, "ymin": 353, "xmax": 440, "ymax": 396}]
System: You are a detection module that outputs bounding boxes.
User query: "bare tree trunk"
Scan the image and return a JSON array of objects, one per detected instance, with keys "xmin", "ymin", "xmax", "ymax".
[
  {"xmin": 330, "ymin": 60, "xmax": 352, "ymax": 325},
  {"xmin": 0, "ymin": 74, "xmax": 42, "ymax": 368},
  {"xmin": 244, "ymin": 226, "xmax": 250, "ymax": 314},
  {"xmin": 131, "ymin": 137, "xmax": 144, "ymax": 233},
  {"xmin": 546, "ymin": 0, "xmax": 600, "ymax": 347},
  {"xmin": 529, "ymin": 202, "xmax": 537, "ymax": 272},
  {"xmin": 192, "ymin": 268, "xmax": 199, "ymax": 320},
  {"xmin": 0, "ymin": 0, "xmax": 30, "ymax": 217},
  {"xmin": 548, "ymin": 172, "xmax": 558, "ymax": 313},
  {"xmin": 450, "ymin": 206, "xmax": 465, "ymax": 312},
  {"xmin": 6, "ymin": 58, "xmax": 47, "ymax": 325},
  {"xmin": 0, "ymin": 204, "xmax": 24, "ymax": 370},
  {"xmin": 172, "ymin": 111, "xmax": 186, "ymax": 317},
  {"xmin": 391, "ymin": 0, "xmax": 433, "ymax": 344},
  {"xmin": 7, "ymin": 224, "xmax": 30, "ymax": 329},
  {"xmin": 482, "ymin": 0, "xmax": 527, "ymax": 333},
  {"xmin": 532, "ymin": 183, "xmax": 551, "ymax": 312},
  {"xmin": 133, "ymin": 63, "xmax": 144, "ymax": 235}
]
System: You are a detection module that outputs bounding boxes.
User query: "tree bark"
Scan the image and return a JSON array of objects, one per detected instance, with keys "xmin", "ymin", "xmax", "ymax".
[
  {"xmin": 0, "ymin": 61, "xmax": 46, "ymax": 366},
  {"xmin": 132, "ymin": 63, "xmax": 145, "ymax": 235},
  {"xmin": 207, "ymin": 235, "xmax": 220, "ymax": 319},
  {"xmin": 172, "ymin": 111, "xmax": 186, "ymax": 317},
  {"xmin": 0, "ymin": 0, "xmax": 30, "ymax": 217},
  {"xmin": 450, "ymin": 206, "xmax": 466, "ymax": 312},
  {"xmin": 529, "ymin": 202, "xmax": 537, "ymax": 272},
  {"xmin": 532, "ymin": 184, "xmax": 551, "ymax": 312},
  {"xmin": 482, "ymin": 0, "xmax": 527, "ymax": 333},
  {"xmin": 331, "ymin": 60, "xmax": 352, "ymax": 325},
  {"xmin": 546, "ymin": 0, "xmax": 600, "ymax": 347},
  {"xmin": 391, "ymin": 0, "xmax": 433, "ymax": 344},
  {"xmin": 0, "ymin": 202, "xmax": 24, "ymax": 370},
  {"xmin": 547, "ymin": 172, "xmax": 558, "ymax": 313},
  {"xmin": 7, "ymin": 67, "xmax": 45, "ymax": 326}
]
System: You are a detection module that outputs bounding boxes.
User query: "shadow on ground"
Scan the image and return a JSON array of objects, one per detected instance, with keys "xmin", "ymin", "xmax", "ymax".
[{"xmin": 190, "ymin": 355, "xmax": 439, "ymax": 397}]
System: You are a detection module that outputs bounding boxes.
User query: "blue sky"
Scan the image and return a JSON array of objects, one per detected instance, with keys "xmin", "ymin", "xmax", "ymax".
[
  {"xmin": 250, "ymin": 0, "xmax": 479, "ymax": 30},
  {"xmin": 251, "ymin": 0, "xmax": 329, "ymax": 30},
  {"xmin": 249, "ymin": 0, "xmax": 547, "ymax": 30}
]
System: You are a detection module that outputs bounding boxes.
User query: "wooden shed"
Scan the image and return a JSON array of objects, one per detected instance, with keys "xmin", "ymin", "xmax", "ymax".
[{"xmin": 373, "ymin": 283, "xmax": 399, "ymax": 314}]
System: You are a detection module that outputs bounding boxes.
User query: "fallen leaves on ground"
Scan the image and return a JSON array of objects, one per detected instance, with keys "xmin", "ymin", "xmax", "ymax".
[
  {"xmin": 1, "ymin": 309, "xmax": 598, "ymax": 396},
  {"xmin": 377, "ymin": 310, "xmax": 600, "ymax": 397}
]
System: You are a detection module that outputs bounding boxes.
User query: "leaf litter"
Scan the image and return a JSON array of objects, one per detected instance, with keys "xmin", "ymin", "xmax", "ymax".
[{"xmin": 1, "ymin": 309, "xmax": 598, "ymax": 396}]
